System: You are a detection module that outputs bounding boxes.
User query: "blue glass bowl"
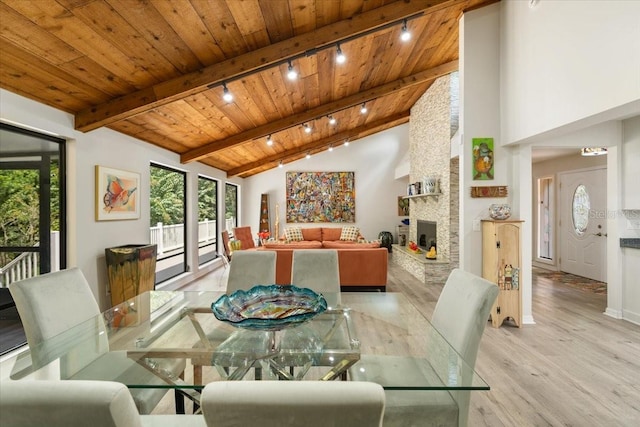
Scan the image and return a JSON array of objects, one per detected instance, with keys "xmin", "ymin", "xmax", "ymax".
[{"xmin": 212, "ymin": 285, "xmax": 327, "ymax": 331}]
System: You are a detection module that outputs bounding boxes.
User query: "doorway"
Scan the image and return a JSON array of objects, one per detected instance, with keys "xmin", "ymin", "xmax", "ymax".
[
  {"xmin": 559, "ymin": 168, "xmax": 607, "ymax": 282},
  {"xmin": 0, "ymin": 123, "xmax": 66, "ymax": 354}
]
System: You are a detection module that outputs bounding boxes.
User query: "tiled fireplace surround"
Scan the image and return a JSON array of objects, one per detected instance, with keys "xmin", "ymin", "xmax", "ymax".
[{"xmin": 392, "ymin": 74, "xmax": 459, "ymax": 285}]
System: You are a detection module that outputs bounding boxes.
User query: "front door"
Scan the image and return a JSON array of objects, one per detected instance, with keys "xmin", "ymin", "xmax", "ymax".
[{"xmin": 559, "ymin": 168, "xmax": 607, "ymax": 282}]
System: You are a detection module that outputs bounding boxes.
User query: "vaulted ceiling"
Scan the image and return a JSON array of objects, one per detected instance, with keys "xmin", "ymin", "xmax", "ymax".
[{"xmin": 0, "ymin": 0, "xmax": 496, "ymax": 177}]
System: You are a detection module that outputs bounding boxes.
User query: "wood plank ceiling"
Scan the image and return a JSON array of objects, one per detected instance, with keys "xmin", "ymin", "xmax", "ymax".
[{"xmin": 0, "ymin": 0, "xmax": 496, "ymax": 177}]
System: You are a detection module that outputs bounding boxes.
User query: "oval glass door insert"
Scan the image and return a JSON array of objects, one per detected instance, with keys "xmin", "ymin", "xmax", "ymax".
[{"xmin": 572, "ymin": 184, "xmax": 590, "ymax": 236}]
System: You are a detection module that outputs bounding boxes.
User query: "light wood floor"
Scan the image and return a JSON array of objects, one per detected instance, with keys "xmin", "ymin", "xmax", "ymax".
[{"xmin": 160, "ymin": 257, "xmax": 640, "ymax": 425}]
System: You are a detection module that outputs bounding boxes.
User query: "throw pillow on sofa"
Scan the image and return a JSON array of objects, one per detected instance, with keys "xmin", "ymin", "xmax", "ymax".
[
  {"xmin": 284, "ymin": 227, "xmax": 304, "ymax": 242},
  {"xmin": 340, "ymin": 225, "xmax": 360, "ymax": 241},
  {"xmin": 322, "ymin": 227, "xmax": 342, "ymax": 241},
  {"xmin": 301, "ymin": 227, "xmax": 322, "ymax": 242}
]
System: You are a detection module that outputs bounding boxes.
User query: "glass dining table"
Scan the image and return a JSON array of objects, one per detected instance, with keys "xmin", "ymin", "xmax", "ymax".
[{"xmin": 9, "ymin": 290, "xmax": 489, "ymax": 403}]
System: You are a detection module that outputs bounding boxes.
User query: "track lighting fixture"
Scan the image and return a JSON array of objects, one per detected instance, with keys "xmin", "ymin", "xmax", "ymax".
[
  {"xmin": 400, "ymin": 19, "xmax": 411, "ymax": 42},
  {"xmin": 328, "ymin": 145, "xmax": 334, "ymax": 152},
  {"xmin": 344, "ymin": 139, "xmax": 350, "ymax": 147},
  {"xmin": 336, "ymin": 44, "xmax": 346, "ymax": 64},
  {"xmin": 360, "ymin": 103, "xmax": 368, "ymax": 114},
  {"xmin": 222, "ymin": 83, "xmax": 233, "ymax": 102},
  {"xmin": 266, "ymin": 135, "xmax": 273, "ymax": 146},
  {"xmin": 303, "ymin": 123, "xmax": 312, "ymax": 134},
  {"xmin": 278, "ymin": 160, "xmax": 283, "ymax": 168},
  {"xmin": 328, "ymin": 115, "xmax": 337, "ymax": 125},
  {"xmin": 287, "ymin": 60, "xmax": 298, "ymax": 80},
  {"xmin": 305, "ymin": 152, "xmax": 311, "ymax": 159}
]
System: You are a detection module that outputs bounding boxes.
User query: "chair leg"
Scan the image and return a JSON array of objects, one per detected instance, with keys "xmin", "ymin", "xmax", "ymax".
[{"xmin": 175, "ymin": 390, "xmax": 185, "ymax": 414}]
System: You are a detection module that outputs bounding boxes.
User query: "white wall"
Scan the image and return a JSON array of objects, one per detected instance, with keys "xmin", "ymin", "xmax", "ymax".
[
  {"xmin": 459, "ymin": 3, "xmax": 506, "ymax": 272},
  {"xmin": 620, "ymin": 117, "xmax": 640, "ymax": 324},
  {"xmin": 501, "ymin": 0, "xmax": 640, "ymax": 145},
  {"xmin": 1, "ymin": 89, "xmax": 242, "ymax": 310},
  {"xmin": 622, "ymin": 117, "xmax": 640, "ymax": 210},
  {"xmin": 460, "ymin": 1, "xmax": 640, "ymax": 325},
  {"xmin": 242, "ymin": 124, "xmax": 410, "ymax": 241}
]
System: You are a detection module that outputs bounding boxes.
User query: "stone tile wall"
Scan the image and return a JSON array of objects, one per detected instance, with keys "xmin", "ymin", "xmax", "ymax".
[
  {"xmin": 393, "ymin": 74, "xmax": 460, "ymax": 285},
  {"xmin": 408, "ymin": 75, "xmax": 452, "ymax": 261}
]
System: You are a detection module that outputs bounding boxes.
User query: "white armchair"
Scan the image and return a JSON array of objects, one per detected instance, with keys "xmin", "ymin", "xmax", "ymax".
[
  {"xmin": 8, "ymin": 268, "xmax": 186, "ymax": 414},
  {"xmin": 291, "ymin": 249, "xmax": 341, "ymax": 304},
  {"xmin": 0, "ymin": 380, "xmax": 204, "ymax": 427},
  {"xmin": 349, "ymin": 268, "xmax": 499, "ymax": 427},
  {"xmin": 226, "ymin": 250, "xmax": 276, "ymax": 292},
  {"xmin": 201, "ymin": 380, "xmax": 385, "ymax": 427}
]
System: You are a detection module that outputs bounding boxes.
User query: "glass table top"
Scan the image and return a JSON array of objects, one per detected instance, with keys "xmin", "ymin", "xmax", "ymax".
[{"xmin": 10, "ymin": 290, "xmax": 489, "ymax": 391}]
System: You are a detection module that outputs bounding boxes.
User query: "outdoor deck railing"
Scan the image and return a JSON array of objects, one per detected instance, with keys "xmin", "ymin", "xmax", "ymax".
[{"xmin": 1, "ymin": 219, "xmax": 236, "ymax": 287}]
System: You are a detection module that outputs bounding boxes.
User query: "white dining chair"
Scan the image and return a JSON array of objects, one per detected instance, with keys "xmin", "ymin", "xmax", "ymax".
[
  {"xmin": 200, "ymin": 380, "xmax": 385, "ymax": 427},
  {"xmin": 349, "ymin": 268, "xmax": 499, "ymax": 427},
  {"xmin": 8, "ymin": 268, "xmax": 186, "ymax": 414},
  {"xmin": 192, "ymin": 251, "xmax": 276, "ymax": 384},
  {"xmin": 226, "ymin": 250, "xmax": 276, "ymax": 292},
  {"xmin": 0, "ymin": 380, "xmax": 205, "ymax": 427},
  {"xmin": 291, "ymin": 249, "xmax": 341, "ymax": 304}
]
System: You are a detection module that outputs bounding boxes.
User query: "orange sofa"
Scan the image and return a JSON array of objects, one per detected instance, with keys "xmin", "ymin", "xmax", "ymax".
[
  {"xmin": 253, "ymin": 227, "xmax": 388, "ymax": 290},
  {"xmin": 256, "ymin": 247, "xmax": 388, "ymax": 290}
]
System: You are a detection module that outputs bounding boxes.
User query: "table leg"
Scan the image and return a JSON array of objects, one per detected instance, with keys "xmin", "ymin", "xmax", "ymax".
[{"xmin": 194, "ymin": 365, "xmax": 202, "ymax": 386}]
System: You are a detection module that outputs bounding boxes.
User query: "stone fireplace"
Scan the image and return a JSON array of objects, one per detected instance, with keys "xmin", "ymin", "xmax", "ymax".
[{"xmin": 392, "ymin": 72, "xmax": 459, "ymax": 285}]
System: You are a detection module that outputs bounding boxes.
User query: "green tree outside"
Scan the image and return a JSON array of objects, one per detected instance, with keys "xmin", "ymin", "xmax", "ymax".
[
  {"xmin": 0, "ymin": 161, "xmax": 59, "ymax": 266},
  {"xmin": 149, "ymin": 166, "xmax": 184, "ymax": 226},
  {"xmin": 198, "ymin": 177, "xmax": 217, "ymax": 222}
]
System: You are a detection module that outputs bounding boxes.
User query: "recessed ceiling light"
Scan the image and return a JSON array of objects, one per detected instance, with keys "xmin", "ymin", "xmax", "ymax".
[{"xmin": 581, "ymin": 147, "xmax": 607, "ymax": 156}]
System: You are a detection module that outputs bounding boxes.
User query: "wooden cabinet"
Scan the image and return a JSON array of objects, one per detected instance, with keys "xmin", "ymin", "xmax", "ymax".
[{"xmin": 482, "ymin": 220, "xmax": 523, "ymax": 328}]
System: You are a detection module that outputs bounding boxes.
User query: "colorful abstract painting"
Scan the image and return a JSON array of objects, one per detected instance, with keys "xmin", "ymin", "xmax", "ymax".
[
  {"xmin": 472, "ymin": 137, "xmax": 494, "ymax": 180},
  {"xmin": 95, "ymin": 166, "xmax": 140, "ymax": 221},
  {"xmin": 286, "ymin": 172, "xmax": 355, "ymax": 223}
]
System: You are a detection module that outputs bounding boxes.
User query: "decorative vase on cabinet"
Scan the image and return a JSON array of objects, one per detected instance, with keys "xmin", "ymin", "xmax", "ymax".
[{"xmin": 481, "ymin": 220, "xmax": 523, "ymax": 328}]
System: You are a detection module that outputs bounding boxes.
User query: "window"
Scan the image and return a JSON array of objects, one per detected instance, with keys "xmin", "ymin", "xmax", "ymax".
[
  {"xmin": 0, "ymin": 123, "xmax": 66, "ymax": 277},
  {"xmin": 225, "ymin": 183, "xmax": 238, "ymax": 236},
  {"xmin": 0, "ymin": 123, "xmax": 66, "ymax": 354},
  {"xmin": 197, "ymin": 176, "xmax": 218, "ymax": 265},
  {"xmin": 150, "ymin": 164, "xmax": 186, "ymax": 283},
  {"xmin": 537, "ymin": 177, "xmax": 553, "ymax": 260},
  {"xmin": 572, "ymin": 184, "xmax": 590, "ymax": 236}
]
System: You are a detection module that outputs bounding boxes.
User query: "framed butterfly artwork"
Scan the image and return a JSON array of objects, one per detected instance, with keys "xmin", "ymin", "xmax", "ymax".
[{"xmin": 95, "ymin": 165, "xmax": 141, "ymax": 221}]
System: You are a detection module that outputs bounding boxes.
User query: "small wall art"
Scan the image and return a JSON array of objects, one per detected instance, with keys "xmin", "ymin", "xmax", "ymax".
[
  {"xmin": 95, "ymin": 165, "xmax": 140, "ymax": 221},
  {"xmin": 398, "ymin": 196, "xmax": 410, "ymax": 216},
  {"xmin": 286, "ymin": 171, "xmax": 355, "ymax": 222},
  {"xmin": 472, "ymin": 137, "xmax": 494, "ymax": 180},
  {"xmin": 470, "ymin": 185, "xmax": 508, "ymax": 198}
]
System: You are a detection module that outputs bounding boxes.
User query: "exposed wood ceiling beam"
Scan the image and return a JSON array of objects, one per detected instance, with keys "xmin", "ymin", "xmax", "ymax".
[
  {"xmin": 227, "ymin": 111, "xmax": 410, "ymax": 177},
  {"xmin": 181, "ymin": 60, "xmax": 457, "ymax": 163},
  {"xmin": 74, "ymin": 0, "xmax": 463, "ymax": 132}
]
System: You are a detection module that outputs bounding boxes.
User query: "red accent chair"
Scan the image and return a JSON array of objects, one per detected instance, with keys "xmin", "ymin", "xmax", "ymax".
[{"xmin": 232, "ymin": 226, "xmax": 256, "ymax": 250}]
